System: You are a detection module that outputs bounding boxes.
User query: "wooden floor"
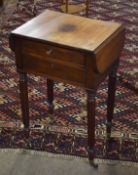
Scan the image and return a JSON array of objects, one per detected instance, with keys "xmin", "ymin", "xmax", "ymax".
[{"xmin": 0, "ymin": 150, "xmax": 137, "ymax": 175}]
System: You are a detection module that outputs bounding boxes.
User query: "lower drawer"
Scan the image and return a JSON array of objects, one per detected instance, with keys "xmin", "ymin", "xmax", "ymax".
[{"xmin": 22, "ymin": 54, "xmax": 86, "ymax": 85}]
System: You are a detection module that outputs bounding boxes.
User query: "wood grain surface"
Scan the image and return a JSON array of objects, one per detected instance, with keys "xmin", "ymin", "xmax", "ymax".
[{"xmin": 11, "ymin": 10, "xmax": 123, "ymax": 52}]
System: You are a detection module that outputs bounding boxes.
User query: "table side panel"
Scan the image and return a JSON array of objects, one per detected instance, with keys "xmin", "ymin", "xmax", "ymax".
[{"xmin": 95, "ymin": 27, "xmax": 125, "ymax": 73}]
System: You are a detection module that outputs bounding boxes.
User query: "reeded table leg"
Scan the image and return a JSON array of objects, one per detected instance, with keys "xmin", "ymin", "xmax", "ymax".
[
  {"xmin": 87, "ymin": 89, "xmax": 98, "ymax": 168},
  {"xmin": 86, "ymin": 0, "xmax": 90, "ymax": 17},
  {"xmin": 106, "ymin": 66, "xmax": 118, "ymax": 138},
  {"xmin": 19, "ymin": 72, "xmax": 29, "ymax": 128},
  {"xmin": 47, "ymin": 79, "xmax": 54, "ymax": 114},
  {"xmin": 0, "ymin": 0, "xmax": 3, "ymax": 6}
]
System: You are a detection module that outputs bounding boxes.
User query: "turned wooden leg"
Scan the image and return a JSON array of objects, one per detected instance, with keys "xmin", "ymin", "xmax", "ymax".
[
  {"xmin": 86, "ymin": 0, "xmax": 90, "ymax": 17},
  {"xmin": 87, "ymin": 89, "xmax": 98, "ymax": 168},
  {"xmin": 19, "ymin": 73, "xmax": 29, "ymax": 128},
  {"xmin": 0, "ymin": 0, "xmax": 3, "ymax": 6},
  {"xmin": 47, "ymin": 79, "xmax": 54, "ymax": 114},
  {"xmin": 65, "ymin": 0, "xmax": 69, "ymax": 13},
  {"xmin": 106, "ymin": 65, "xmax": 118, "ymax": 138}
]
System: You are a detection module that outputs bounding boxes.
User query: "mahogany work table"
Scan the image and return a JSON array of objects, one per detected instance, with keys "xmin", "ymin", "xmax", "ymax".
[{"xmin": 9, "ymin": 10, "xmax": 125, "ymax": 166}]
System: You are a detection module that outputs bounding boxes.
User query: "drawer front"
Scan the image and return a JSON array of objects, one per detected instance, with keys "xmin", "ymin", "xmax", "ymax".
[
  {"xmin": 20, "ymin": 40, "xmax": 86, "ymax": 85},
  {"xmin": 21, "ymin": 40, "xmax": 85, "ymax": 67},
  {"xmin": 22, "ymin": 54, "xmax": 86, "ymax": 84}
]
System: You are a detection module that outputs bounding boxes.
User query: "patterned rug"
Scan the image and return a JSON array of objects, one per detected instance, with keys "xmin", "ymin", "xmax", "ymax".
[{"xmin": 0, "ymin": 0, "xmax": 138, "ymax": 164}]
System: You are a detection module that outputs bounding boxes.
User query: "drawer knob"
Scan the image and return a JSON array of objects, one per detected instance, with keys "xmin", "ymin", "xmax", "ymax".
[
  {"xmin": 46, "ymin": 49, "xmax": 53, "ymax": 55},
  {"xmin": 51, "ymin": 63, "xmax": 54, "ymax": 69}
]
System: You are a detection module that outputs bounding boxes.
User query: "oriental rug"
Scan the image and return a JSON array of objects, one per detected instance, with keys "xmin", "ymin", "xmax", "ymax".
[{"xmin": 0, "ymin": 0, "xmax": 138, "ymax": 165}]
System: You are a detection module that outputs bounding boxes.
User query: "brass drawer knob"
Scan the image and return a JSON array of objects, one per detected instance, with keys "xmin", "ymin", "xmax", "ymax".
[{"xmin": 46, "ymin": 49, "xmax": 53, "ymax": 55}]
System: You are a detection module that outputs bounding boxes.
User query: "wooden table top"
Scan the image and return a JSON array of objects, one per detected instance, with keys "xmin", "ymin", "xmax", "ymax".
[{"xmin": 11, "ymin": 10, "xmax": 123, "ymax": 52}]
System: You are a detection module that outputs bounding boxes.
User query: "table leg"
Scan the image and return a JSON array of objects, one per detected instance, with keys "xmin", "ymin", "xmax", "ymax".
[
  {"xmin": 87, "ymin": 89, "xmax": 98, "ymax": 168},
  {"xmin": 0, "ymin": 0, "xmax": 3, "ymax": 6},
  {"xmin": 47, "ymin": 79, "xmax": 54, "ymax": 114},
  {"xmin": 106, "ymin": 66, "xmax": 117, "ymax": 138},
  {"xmin": 19, "ymin": 72, "xmax": 29, "ymax": 128},
  {"xmin": 86, "ymin": 0, "xmax": 90, "ymax": 17},
  {"xmin": 65, "ymin": 0, "xmax": 69, "ymax": 13}
]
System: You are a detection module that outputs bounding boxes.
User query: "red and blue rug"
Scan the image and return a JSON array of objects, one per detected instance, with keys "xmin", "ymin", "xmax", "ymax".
[{"xmin": 0, "ymin": 0, "xmax": 138, "ymax": 164}]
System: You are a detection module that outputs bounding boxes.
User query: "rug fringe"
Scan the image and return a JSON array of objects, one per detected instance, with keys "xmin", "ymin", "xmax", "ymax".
[{"xmin": 0, "ymin": 148, "xmax": 138, "ymax": 167}]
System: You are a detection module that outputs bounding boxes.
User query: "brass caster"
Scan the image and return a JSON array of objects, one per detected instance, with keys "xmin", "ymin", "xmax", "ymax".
[
  {"xmin": 48, "ymin": 104, "xmax": 54, "ymax": 114},
  {"xmin": 89, "ymin": 159, "xmax": 98, "ymax": 168},
  {"xmin": 106, "ymin": 121, "xmax": 112, "ymax": 127}
]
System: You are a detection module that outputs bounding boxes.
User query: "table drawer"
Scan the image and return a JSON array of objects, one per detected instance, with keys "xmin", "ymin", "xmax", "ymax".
[
  {"xmin": 21, "ymin": 40, "xmax": 85, "ymax": 67},
  {"xmin": 22, "ymin": 54, "xmax": 86, "ymax": 84}
]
